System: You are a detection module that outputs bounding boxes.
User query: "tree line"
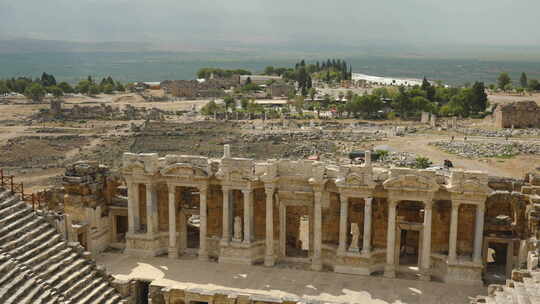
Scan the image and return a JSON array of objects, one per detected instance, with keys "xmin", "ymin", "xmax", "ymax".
[
  {"xmin": 196, "ymin": 68, "xmax": 251, "ymax": 79},
  {"xmin": 496, "ymin": 72, "xmax": 540, "ymax": 92},
  {"xmin": 0, "ymin": 73, "xmax": 125, "ymax": 102}
]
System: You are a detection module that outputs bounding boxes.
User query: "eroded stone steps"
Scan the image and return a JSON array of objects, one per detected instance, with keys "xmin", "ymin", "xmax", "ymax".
[
  {"xmin": 4, "ymin": 224, "xmax": 56, "ymax": 253},
  {"xmin": 36, "ymin": 252, "xmax": 78, "ymax": 280},
  {"xmin": 46, "ymin": 257, "xmax": 88, "ymax": 288},
  {"xmin": 0, "ymin": 205, "xmax": 32, "ymax": 227},
  {"xmin": 63, "ymin": 267, "xmax": 96, "ymax": 298},
  {"xmin": 0, "ymin": 216, "xmax": 43, "ymax": 243},
  {"xmin": 0, "ymin": 197, "xmax": 25, "ymax": 217},
  {"xmin": 19, "ymin": 235, "xmax": 64, "ymax": 265},
  {"xmin": 0, "ymin": 211, "xmax": 35, "ymax": 236},
  {"xmin": 71, "ymin": 276, "xmax": 107, "ymax": 303},
  {"xmin": 32, "ymin": 246, "xmax": 72, "ymax": 273}
]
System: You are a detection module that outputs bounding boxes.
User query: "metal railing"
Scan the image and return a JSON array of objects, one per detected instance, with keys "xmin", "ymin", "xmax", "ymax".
[{"xmin": 0, "ymin": 168, "xmax": 47, "ymax": 211}]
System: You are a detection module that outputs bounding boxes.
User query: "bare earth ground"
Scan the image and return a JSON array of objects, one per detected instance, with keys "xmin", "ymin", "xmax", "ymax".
[
  {"xmin": 96, "ymin": 252, "xmax": 486, "ymax": 304},
  {"xmin": 0, "ymin": 92, "xmax": 539, "ymax": 193}
]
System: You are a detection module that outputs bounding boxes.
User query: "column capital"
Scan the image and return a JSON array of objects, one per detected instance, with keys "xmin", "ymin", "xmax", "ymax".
[
  {"xmin": 477, "ymin": 204, "xmax": 485, "ymax": 213},
  {"xmin": 423, "ymin": 200, "xmax": 433, "ymax": 210},
  {"xmin": 167, "ymin": 183, "xmax": 176, "ymax": 192},
  {"xmin": 241, "ymin": 189, "xmax": 253, "ymax": 195},
  {"xmin": 222, "ymin": 185, "xmax": 233, "ymax": 192},
  {"xmin": 198, "ymin": 184, "xmax": 209, "ymax": 192},
  {"xmin": 451, "ymin": 201, "xmax": 461, "ymax": 209},
  {"xmin": 146, "ymin": 182, "xmax": 157, "ymax": 191},
  {"xmin": 264, "ymin": 184, "xmax": 276, "ymax": 193},
  {"xmin": 388, "ymin": 200, "xmax": 399, "ymax": 209},
  {"xmin": 340, "ymin": 195, "xmax": 348, "ymax": 205},
  {"xmin": 365, "ymin": 197, "xmax": 373, "ymax": 206}
]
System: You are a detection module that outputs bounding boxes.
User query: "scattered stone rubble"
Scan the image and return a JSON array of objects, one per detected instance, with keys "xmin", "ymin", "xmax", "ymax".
[
  {"xmin": 456, "ymin": 128, "xmax": 540, "ymax": 138},
  {"xmin": 430, "ymin": 141, "xmax": 540, "ymax": 158}
]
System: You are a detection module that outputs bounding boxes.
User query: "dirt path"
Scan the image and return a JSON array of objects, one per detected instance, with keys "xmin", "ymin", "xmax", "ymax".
[{"xmin": 377, "ymin": 135, "xmax": 539, "ymax": 178}]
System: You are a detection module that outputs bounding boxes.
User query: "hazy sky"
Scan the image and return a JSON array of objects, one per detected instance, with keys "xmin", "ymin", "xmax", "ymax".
[{"xmin": 1, "ymin": 0, "xmax": 539, "ymax": 47}]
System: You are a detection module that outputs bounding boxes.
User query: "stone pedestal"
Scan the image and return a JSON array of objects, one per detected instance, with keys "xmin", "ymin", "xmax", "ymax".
[
  {"xmin": 218, "ymin": 241, "xmax": 265, "ymax": 265},
  {"xmin": 125, "ymin": 233, "xmax": 167, "ymax": 257}
]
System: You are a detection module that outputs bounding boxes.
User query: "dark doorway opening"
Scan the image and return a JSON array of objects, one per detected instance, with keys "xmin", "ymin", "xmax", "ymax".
[
  {"xmin": 135, "ymin": 280, "xmax": 150, "ymax": 304},
  {"xmin": 399, "ymin": 230, "xmax": 420, "ymax": 268},
  {"xmin": 286, "ymin": 213, "xmax": 309, "ymax": 258},
  {"xmin": 485, "ymin": 242, "xmax": 507, "ymax": 284},
  {"xmin": 116, "ymin": 215, "xmax": 128, "ymax": 242},
  {"xmin": 187, "ymin": 215, "xmax": 200, "ymax": 249}
]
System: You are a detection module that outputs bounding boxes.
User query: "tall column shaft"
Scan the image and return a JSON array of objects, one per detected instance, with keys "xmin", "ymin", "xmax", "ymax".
[
  {"xmin": 127, "ymin": 181, "xmax": 140, "ymax": 234},
  {"xmin": 421, "ymin": 202, "xmax": 433, "ymax": 280},
  {"xmin": 199, "ymin": 185, "xmax": 209, "ymax": 260},
  {"xmin": 221, "ymin": 187, "xmax": 231, "ymax": 245},
  {"xmin": 448, "ymin": 202, "xmax": 460, "ymax": 263},
  {"xmin": 242, "ymin": 189, "xmax": 253, "ymax": 244},
  {"xmin": 146, "ymin": 183, "xmax": 158, "ymax": 237},
  {"xmin": 168, "ymin": 185, "xmax": 178, "ymax": 258},
  {"xmin": 362, "ymin": 197, "xmax": 373, "ymax": 255},
  {"xmin": 384, "ymin": 200, "xmax": 397, "ymax": 278},
  {"xmin": 338, "ymin": 195, "xmax": 348, "ymax": 253},
  {"xmin": 312, "ymin": 191, "xmax": 323, "ymax": 271},
  {"xmin": 473, "ymin": 205, "xmax": 485, "ymax": 263},
  {"xmin": 265, "ymin": 186, "xmax": 275, "ymax": 266}
]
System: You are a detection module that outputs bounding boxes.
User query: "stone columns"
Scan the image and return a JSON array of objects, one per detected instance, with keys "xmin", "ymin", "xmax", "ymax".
[
  {"xmin": 265, "ymin": 186, "xmax": 275, "ymax": 267},
  {"xmin": 242, "ymin": 189, "xmax": 254, "ymax": 244},
  {"xmin": 361, "ymin": 197, "xmax": 373, "ymax": 255},
  {"xmin": 421, "ymin": 201, "xmax": 433, "ymax": 280},
  {"xmin": 338, "ymin": 195, "xmax": 349, "ymax": 254},
  {"xmin": 448, "ymin": 201, "xmax": 460, "ymax": 263},
  {"xmin": 473, "ymin": 204, "xmax": 485, "ymax": 263},
  {"xmin": 384, "ymin": 200, "xmax": 398, "ymax": 278},
  {"xmin": 145, "ymin": 183, "xmax": 158, "ymax": 238},
  {"xmin": 221, "ymin": 187, "xmax": 232, "ymax": 245},
  {"xmin": 127, "ymin": 181, "xmax": 140, "ymax": 234},
  {"xmin": 312, "ymin": 190, "xmax": 323, "ymax": 271},
  {"xmin": 168, "ymin": 185, "xmax": 178, "ymax": 259},
  {"xmin": 198, "ymin": 185, "xmax": 209, "ymax": 261}
]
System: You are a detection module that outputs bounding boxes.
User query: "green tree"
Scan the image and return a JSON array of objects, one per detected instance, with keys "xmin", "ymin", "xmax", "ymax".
[
  {"xmin": 421, "ymin": 77, "xmax": 436, "ymax": 101},
  {"xmin": 497, "ymin": 72, "xmax": 511, "ymax": 90},
  {"xmin": 308, "ymin": 88, "xmax": 317, "ymax": 101},
  {"xmin": 200, "ymin": 100, "xmax": 223, "ymax": 115},
  {"xmin": 470, "ymin": 82, "xmax": 488, "ymax": 113},
  {"xmin": 49, "ymin": 86, "xmax": 64, "ymax": 98},
  {"xmin": 0, "ymin": 81, "xmax": 9, "ymax": 95},
  {"xmin": 520, "ymin": 72, "xmax": 528, "ymax": 88},
  {"xmin": 528, "ymin": 79, "xmax": 540, "ymax": 91},
  {"xmin": 88, "ymin": 84, "xmax": 100, "ymax": 96},
  {"xmin": 345, "ymin": 90, "xmax": 354, "ymax": 102},
  {"xmin": 115, "ymin": 81, "xmax": 125, "ymax": 92},
  {"xmin": 24, "ymin": 83, "xmax": 46, "ymax": 102},
  {"xmin": 75, "ymin": 80, "xmax": 91, "ymax": 95},
  {"xmin": 223, "ymin": 95, "xmax": 236, "ymax": 111},
  {"xmin": 293, "ymin": 96, "xmax": 304, "ymax": 114},
  {"xmin": 57, "ymin": 82, "xmax": 73, "ymax": 93},
  {"xmin": 103, "ymin": 84, "xmax": 114, "ymax": 94},
  {"xmin": 414, "ymin": 157, "xmax": 432, "ymax": 169}
]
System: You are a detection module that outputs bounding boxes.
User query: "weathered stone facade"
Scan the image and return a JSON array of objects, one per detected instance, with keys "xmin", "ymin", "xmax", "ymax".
[
  {"xmin": 119, "ymin": 145, "xmax": 540, "ymax": 291},
  {"xmin": 494, "ymin": 100, "xmax": 540, "ymax": 129}
]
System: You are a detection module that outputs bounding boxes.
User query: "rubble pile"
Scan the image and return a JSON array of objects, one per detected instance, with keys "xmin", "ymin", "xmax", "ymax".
[
  {"xmin": 456, "ymin": 128, "xmax": 540, "ymax": 137},
  {"xmin": 430, "ymin": 140, "xmax": 540, "ymax": 158}
]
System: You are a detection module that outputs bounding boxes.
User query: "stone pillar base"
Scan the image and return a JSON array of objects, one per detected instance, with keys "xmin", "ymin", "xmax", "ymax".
[
  {"xmin": 419, "ymin": 271, "xmax": 431, "ymax": 281},
  {"xmin": 264, "ymin": 255, "xmax": 275, "ymax": 267},
  {"xmin": 384, "ymin": 264, "xmax": 396, "ymax": 278},
  {"xmin": 168, "ymin": 247, "xmax": 178, "ymax": 259},
  {"xmin": 311, "ymin": 259, "xmax": 322, "ymax": 271}
]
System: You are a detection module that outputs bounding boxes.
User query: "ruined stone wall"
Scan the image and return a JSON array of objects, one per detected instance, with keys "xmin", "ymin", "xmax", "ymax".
[
  {"xmin": 322, "ymin": 193, "xmax": 340, "ymax": 246},
  {"xmin": 372, "ymin": 198, "xmax": 389, "ymax": 249},
  {"xmin": 208, "ymin": 185, "xmax": 223, "ymax": 238},
  {"xmin": 494, "ymin": 100, "xmax": 540, "ymax": 128},
  {"xmin": 457, "ymin": 204, "xmax": 475, "ymax": 256}
]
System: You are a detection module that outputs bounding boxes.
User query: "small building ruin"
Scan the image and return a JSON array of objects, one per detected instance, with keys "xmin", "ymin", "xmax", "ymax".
[{"xmin": 494, "ymin": 100, "xmax": 540, "ymax": 129}]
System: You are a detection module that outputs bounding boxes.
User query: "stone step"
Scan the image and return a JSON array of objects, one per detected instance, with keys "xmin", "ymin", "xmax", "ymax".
[
  {"xmin": 0, "ymin": 199, "xmax": 28, "ymax": 220},
  {"xmin": 0, "ymin": 206, "xmax": 32, "ymax": 229},
  {"xmin": 0, "ymin": 194, "xmax": 18, "ymax": 209},
  {"xmin": 64, "ymin": 268, "xmax": 96, "ymax": 298},
  {"xmin": 3, "ymin": 275, "xmax": 40, "ymax": 304},
  {"xmin": 78, "ymin": 280, "xmax": 109, "ymax": 304},
  {"xmin": 91, "ymin": 286, "xmax": 118, "ymax": 304},
  {"xmin": 19, "ymin": 236, "xmax": 63, "ymax": 265},
  {"xmin": 0, "ymin": 263, "xmax": 19, "ymax": 286},
  {"xmin": 0, "ymin": 269, "xmax": 29, "ymax": 300},
  {"xmin": 4, "ymin": 224, "xmax": 56, "ymax": 253},
  {"xmin": 32, "ymin": 247, "xmax": 72, "ymax": 273},
  {"xmin": 70, "ymin": 276, "xmax": 105, "ymax": 303},
  {"xmin": 13, "ymin": 280, "xmax": 48, "ymax": 304},
  {"xmin": 0, "ymin": 211, "xmax": 35, "ymax": 236},
  {"xmin": 46, "ymin": 257, "xmax": 88, "ymax": 288},
  {"xmin": 0, "ymin": 198, "xmax": 26, "ymax": 217},
  {"xmin": 0, "ymin": 216, "xmax": 42, "ymax": 243},
  {"xmin": 37, "ymin": 252, "xmax": 78, "ymax": 280},
  {"xmin": 0, "ymin": 189, "xmax": 12, "ymax": 201}
]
